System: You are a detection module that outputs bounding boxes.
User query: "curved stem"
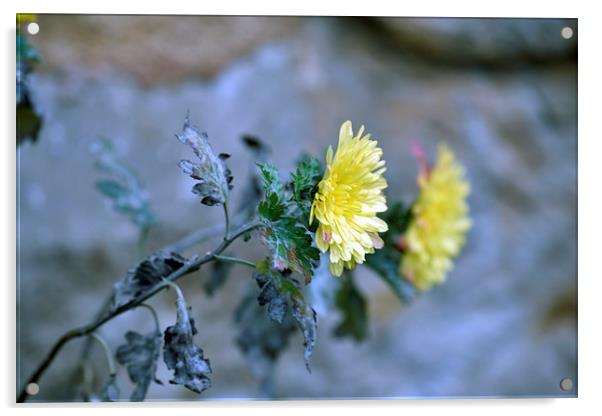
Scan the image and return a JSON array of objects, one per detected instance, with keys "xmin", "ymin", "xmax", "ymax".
[
  {"xmin": 161, "ymin": 278, "xmax": 184, "ymax": 301},
  {"xmin": 213, "ymin": 254, "xmax": 256, "ymax": 269},
  {"xmin": 138, "ymin": 303, "xmax": 160, "ymax": 334},
  {"xmin": 17, "ymin": 220, "xmax": 262, "ymax": 403},
  {"xmin": 223, "ymin": 202, "xmax": 230, "ymax": 241},
  {"xmin": 90, "ymin": 333, "xmax": 116, "ymax": 376}
]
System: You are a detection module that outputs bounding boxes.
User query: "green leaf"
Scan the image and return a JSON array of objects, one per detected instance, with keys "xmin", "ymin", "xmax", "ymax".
[
  {"xmin": 333, "ymin": 275, "xmax": 368, "ymax": 342},
  {"xmin": 256, "ymin": 163, "xmax": 319, "ymax": 282},
  {"xmin": 364, "ymin": 200, "xmax": 416, "ymax": 303},
  {"xmin": 365, "ymin": 249, "xmax": 415, "ymax": 303},
  {"xmin": 291, "ymin": 155, "xmax": 323, "ymax": 223},
  {"xmin": 237, "ymin": 135, "xmax": 271, "ymax": 221},
  {"xmin": 257, "ymin": 162, "xmax": 283, "ymax": 198},
  {"xmin": 176, "ymin": 117, "xmax": 233, "ymax": 206}
]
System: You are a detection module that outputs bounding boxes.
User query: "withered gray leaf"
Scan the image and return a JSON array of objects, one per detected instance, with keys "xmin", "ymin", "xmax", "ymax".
[
  {"xmin": 92, "ymin": 139, "xmax": 156, "ymax": 233},
  {"xmin": 291, "ymin": 296, "xmax": 317, "ymax": 373},
  {"xmin": 111, "ymin": 252, "xmax": 187, "ymax": 311},
  {"xmin": 100, "ymin": 374, "xmax": 120, "ymax": 402},
  {"xmin": 163, "ymin": 292, "xmax": 212, "ymax": 394},
  {"xmin": 115, "ymin": 330, "xmax": 162, "ymax": 402},
  {"xmin": 234, "ymin": 288, "xmax": 296, "ymax": 397},
  {"xmin": 176, "ymin": 117, "xmax": 233, "ymax": 206},
  {"xmin": 254, "ymin": 271, "xmax": 288, "ymax": 324},
  {"xmin": 252, "ymin": 265, "xmax": 317, "ymax": 372}
]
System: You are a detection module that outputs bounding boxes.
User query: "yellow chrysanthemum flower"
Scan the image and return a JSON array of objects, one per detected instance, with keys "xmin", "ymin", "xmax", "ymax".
[
  {"xmin": 400, "ymin": 143, "xmax": 471, "ymax": 290},
  {"xmin": 310, "ymin": 120, "xmax": 388, "ymax": 277}
]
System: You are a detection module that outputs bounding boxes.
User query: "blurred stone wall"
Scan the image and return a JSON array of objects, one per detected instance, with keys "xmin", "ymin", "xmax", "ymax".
[{"xmin": 18, "ymin": 15, "xmax": 577, "ymax": 401}]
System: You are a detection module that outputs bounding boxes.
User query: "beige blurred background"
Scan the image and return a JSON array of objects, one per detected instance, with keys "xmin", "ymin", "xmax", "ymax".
[{"xmin": 17, "ymin": 15, "xmax": 577, "ymax": 401}]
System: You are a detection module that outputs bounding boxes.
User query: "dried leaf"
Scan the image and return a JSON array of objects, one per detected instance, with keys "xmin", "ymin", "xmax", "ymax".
[
  {"xmin": 111, "ymin": 252, "xmax": 187, "ymax": 310},
  {"xmin": 115, "ymin": 331, "xmax": 162, "ymax": 401},
  {"xmin": 255, "ymin": 271, "xmax": 288, "ymax": 324},
  {"xmin": 252, "ymin": 263, "xmax": 317, "ymax": 372},
  {"xmin": 234, "ymin": 288, "xmax": 296, "ymax": 396},
  {"xmin": 100, "ymin": 374, "xmax": 120, "ymax": 402},
  {"xmin": 163, "ymin": 290, "xmax": 212, "ymax": 394},
  {"xmin": 291, "ymin": 295, "xmax": 317, "ymax": 372},
  {"xmin": 92, "ymin": 139, "xmax": 156, "ymax": 233},
  {"xmin": 176, "ymin": 117, "xmax": 232, "ymax": 206}
]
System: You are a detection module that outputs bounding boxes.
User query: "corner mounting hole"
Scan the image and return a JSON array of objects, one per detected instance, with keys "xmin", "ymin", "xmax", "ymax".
[
  {"xmin": 560, "ymin": 377, "xmax": 573, "ymax": 391},
  {"xmin": 561, "ymin": 26, "xmax": 573, "ymax": 40},
  {"xmin": 26, "ymin": 382, "xmax": 39, "ymax": 395},
  {"xmin": 27, "ymin": 22, "xmax": 39, "ymax": 35}
]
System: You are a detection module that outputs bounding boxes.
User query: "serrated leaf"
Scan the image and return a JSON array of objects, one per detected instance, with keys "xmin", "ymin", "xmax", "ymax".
[
  {"xmin": 115, "ymin": 331, "xmax": 161, "ymax": 401},
  {"xmin": 252, "ymin": 265, "xmax": 317, "ymax": 372},
  {"xmin": 234, "ymin": 288, "xmax": 296, "ymax": 396},
  {"xmin": 364, "ymin": 200, "xmax": 416, "ymax": 303},
  {"xmin": 163, "ymin": 290, "xmax": 212, "ymax": 394},
  {"xmin": 100, "ymin": 374, "xmax": 120, "ymax": 402},
  {"xmin": 176, "ymin": 117, "xmax": 232, "ymax": 206},
  {"xmin": 237, "ymin": 135, "xmax": 270, "ymax": 221},
  {"xmin": 333, "ymin": 275, "xmax": 368, "ymax": 342},
  {"xmin": 291, "ymin": 155, "xmax": 323, "ymax": 223},
  {"xmin": 111, "ymin": 252, "xmax": 187, "ymax": 311},
  {"xmin": 92, "ymin": 138, "xmax": 156, "ymax": 232},
  {"xmin": 254, "ymin": 271, "xmax": 289, "ymax": 324},
  {"xmin": 256, "ymin": 163, "xmax": 320, "ymax": 281}
]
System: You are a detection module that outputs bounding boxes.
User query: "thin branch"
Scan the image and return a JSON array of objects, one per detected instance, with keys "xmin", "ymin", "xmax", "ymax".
[
  {"xmin": 89, "ymin": 333, "xmax": 116, "ymax": 376},
  {"xmin": 138, "ymin": 303, "xmax": 161, "ymax": 334},
  {"xmin": 75, "ymin": 216, "xmax": 240, "ymax": 372},
  {"xmin": 17, "ymin": 220, "xmax": 262, "ymax": 403},
  {"xmin": 213, "ymin": 254, "xmax": 256, "ymax": 269},
  {"xmin": 223, "ymin": 202, "xmax": 230, "ymax": 241},
  {"xmin": 163, "ymin": 211, "xmax": 247, "ymax": 254},
  {"xmin": 161, "ymin": 278, "xmax": 184, "ymax": 300}
]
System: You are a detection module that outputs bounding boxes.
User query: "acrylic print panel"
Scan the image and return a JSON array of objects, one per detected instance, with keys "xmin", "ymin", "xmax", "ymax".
[{"xmin": 16, "ymin": 14, "xmax": 577, "ymax": 402}]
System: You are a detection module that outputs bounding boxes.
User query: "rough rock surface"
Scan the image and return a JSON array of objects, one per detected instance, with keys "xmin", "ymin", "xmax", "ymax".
[{"xmin": 18, "ymin": 16, "xmax": 576, "ymax": 401}]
